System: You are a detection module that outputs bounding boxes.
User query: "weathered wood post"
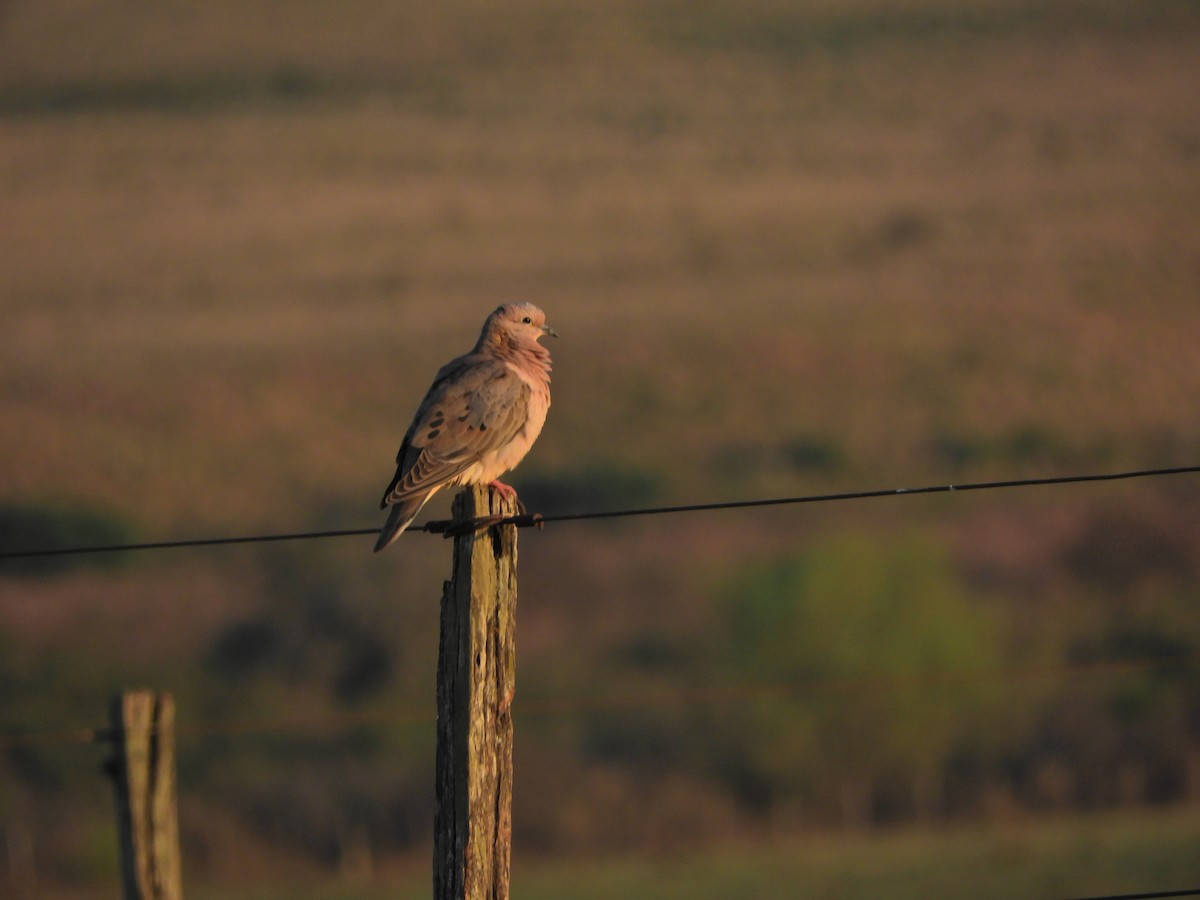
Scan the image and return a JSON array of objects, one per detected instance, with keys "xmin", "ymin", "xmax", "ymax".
[
  {"xmin": 434, "ymin": 484, "xmax": 519, "ymax": 900},
  {"xmin": 107, "ymin": 690, "xmax": 183, "ymax": 900}
]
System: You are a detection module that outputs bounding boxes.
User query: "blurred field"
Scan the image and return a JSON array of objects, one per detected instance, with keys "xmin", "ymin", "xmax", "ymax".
[
  {"xmin": 2, "ymin": 0, "xmax": 1200, "ymax": 896},
  {"xmin": 184, "ymin": 807, "xmax": 1200, "ymax": 900}
]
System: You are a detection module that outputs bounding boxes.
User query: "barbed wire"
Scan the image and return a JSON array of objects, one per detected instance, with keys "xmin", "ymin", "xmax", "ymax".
[
  {"xmin": 0, "ymin": 652, "xmax": 1188, "ymax": 751},
  {"xmin": 1067, "ymin": 889, "xmax": 1200, "ymax": 900},
  {"xmin": 1, "ymin": 464, "xmax": 1197, "ymax": 560}
]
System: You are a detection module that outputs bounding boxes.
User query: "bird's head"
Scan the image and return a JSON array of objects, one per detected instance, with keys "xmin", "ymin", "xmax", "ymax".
[{"xmin": 484, "ymin": 302, "xmax": 558, "ymax": 345}]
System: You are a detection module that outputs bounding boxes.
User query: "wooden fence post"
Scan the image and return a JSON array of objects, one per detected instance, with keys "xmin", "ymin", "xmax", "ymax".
[
  {"xmin": 434, "ymin": 484, "xmax": 519, "ymax": 900},
  {"xmin": 107, "ymin": 690, "xmax": 183, "ymax": 900}
]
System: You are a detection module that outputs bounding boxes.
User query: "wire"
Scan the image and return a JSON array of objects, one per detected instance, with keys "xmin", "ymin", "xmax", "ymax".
[
  {"xmin": 0, "ymin": 526, "xmax": 379, "ymax": 560},
  {"xmin": 464, "ymin": 464, "xmax": 1200, "ymax": 533},
  {"xmin": 1, "ymin": 464, "xmax": 1197, "ymax": 560},
  {"xmin": 1072, "ymin": 891, "xmax": 1200, "ymax": 900},
  {"xmin": 0, "ymin": 726, "xmax": 107, "ymax": 749},
  {"xmin": 1, "ymin": 652, "xmax": 1188, "ymax": 750}
]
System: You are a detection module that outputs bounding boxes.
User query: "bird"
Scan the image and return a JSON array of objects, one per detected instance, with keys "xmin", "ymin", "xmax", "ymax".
[{"xmin": 374, "ymin": 302, "xmax": 556, "ymax": 552}]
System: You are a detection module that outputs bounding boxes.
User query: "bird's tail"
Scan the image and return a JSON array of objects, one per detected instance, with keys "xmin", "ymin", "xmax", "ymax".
[{"xmin": 373, "ymin": 493, "xmax": 433, "ymax": 552}]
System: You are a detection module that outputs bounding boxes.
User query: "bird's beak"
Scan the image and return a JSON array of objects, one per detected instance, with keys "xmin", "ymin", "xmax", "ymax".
[{"xmin": 541, "ymin": 324, "xmax": 559, "ymax": 338}]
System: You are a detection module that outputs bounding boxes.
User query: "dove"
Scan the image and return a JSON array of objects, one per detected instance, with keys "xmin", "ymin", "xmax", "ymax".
[{"xmin": 374, "ymin": 302, "xmax": 556, "ymax": 552}]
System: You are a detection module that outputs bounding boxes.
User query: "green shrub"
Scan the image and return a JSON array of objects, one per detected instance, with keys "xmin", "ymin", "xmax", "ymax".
[{"xmin": 712, "ymin": 531, "xmax": 1002, "ymax": 816}]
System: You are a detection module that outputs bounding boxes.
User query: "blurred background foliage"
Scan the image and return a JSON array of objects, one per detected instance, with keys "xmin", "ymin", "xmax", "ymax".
[{"xmin": 1, "ymin": 0, "xmax": 1199, "ymax": 896}]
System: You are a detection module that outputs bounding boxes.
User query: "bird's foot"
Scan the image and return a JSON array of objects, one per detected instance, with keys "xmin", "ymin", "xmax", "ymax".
[
  {"xmin": 488, "ymin": 480, "xmax": 518, "ymax": 500},
  {"xmin": 488, "ymin": 480, "xmax": 526, "ymax": 514}
]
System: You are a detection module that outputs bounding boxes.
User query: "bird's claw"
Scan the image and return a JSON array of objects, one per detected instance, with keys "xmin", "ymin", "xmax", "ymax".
[
  {"xmin": 487, "ymin": 480, "xmax": 517, "ymax": 498},
  {"xmin": 487, "ymin": 480, "xmax": 525, "ymax": 514}
]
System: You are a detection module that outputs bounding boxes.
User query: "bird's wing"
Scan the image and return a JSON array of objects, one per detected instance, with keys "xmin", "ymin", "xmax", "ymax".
[{"xmin": 380, "ymin": 355, "xmax": 531, "ymax": 508}]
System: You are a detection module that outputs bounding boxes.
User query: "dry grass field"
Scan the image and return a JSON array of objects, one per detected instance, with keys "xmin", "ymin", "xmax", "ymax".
[{"xmin": 2, "ymin": 0, "xmax": 1200, "ymax": 896}]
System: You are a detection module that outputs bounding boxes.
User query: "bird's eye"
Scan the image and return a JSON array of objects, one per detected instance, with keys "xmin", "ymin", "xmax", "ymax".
[{"xmin": 522, "ymin": 316, "xmax": 532, "ymax": 324}]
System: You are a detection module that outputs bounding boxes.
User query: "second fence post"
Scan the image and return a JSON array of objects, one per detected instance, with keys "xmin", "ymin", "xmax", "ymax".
[
  {"xmin": 434, "ymin": 484, "xmax": 519, "ymax": 900},
  {"xmin": 108, "ymin": 689, "xmax": 183, "ymax": 900}
]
